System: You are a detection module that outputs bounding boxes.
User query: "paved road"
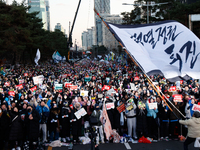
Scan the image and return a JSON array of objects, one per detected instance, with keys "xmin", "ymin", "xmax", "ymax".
[{"xmin": 46, "ymin": 140, "xmax": 198, "ymax": 150}]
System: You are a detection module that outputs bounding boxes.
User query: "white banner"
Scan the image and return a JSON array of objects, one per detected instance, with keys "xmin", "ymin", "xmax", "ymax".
[
  {"xmin": 148, "ymin": 102, "xmax": 158, "ymax": 110},
  {"xmin": 107, "ymin": 21, "xmax": 200, "ymax": 81},
  {"xmin": 33, "ymin": 75, "xmax": 44, "ymax": 85}
]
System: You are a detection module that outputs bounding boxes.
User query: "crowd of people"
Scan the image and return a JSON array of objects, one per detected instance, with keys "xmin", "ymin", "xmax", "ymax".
[{"xmin": 0, "ymin": 58, "xmax": 200, "ymax": 150}]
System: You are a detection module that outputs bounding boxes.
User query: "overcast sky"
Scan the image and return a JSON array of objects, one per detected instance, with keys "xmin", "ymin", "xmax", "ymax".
[{"xmin": 9, "ymin": 0, "xmax": 134, "ymax": 47}]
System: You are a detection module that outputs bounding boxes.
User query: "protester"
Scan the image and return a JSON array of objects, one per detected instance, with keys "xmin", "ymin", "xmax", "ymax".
[
  {"xmin": 0, "ymin": 57, "xmax": 199, "ymax": 150},
  {"xmin": 179, "ymin": 111, "xmax": 200, "ymax": 150}
]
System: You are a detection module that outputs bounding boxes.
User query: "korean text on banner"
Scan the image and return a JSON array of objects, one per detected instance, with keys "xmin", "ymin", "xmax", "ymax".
[
  {"xmin": 148, "ymin": 103, "xmax": 158, "ymax": 109},
  {"xmin": 55, "ymin": 84, "xmax": 63, "ymax": 90},
  {"xmin": 33, "ymin": 75, "xmax": 44, "ymax": 85},
  {"xmin": 192, "ymin": 104, "xmax": 200, "ymax": 113},
  {"xmin": 173, "ymin": 94, "xmax": 183, "ymax": 102}
]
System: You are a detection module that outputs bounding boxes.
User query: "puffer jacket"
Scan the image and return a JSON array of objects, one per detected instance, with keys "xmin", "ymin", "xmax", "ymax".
[{"xmin": 179, "ymin": 117, "xmax": 200, "ymax": 138}]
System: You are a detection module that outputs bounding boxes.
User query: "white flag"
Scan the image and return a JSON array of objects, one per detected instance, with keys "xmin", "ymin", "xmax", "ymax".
[
  {"xmin": 106, "ymin": 21, "xmax": 200, "ymax": 82},
  {"xmin": 34, "ymin": 49, "xmax": 40, "ymax": 65}
]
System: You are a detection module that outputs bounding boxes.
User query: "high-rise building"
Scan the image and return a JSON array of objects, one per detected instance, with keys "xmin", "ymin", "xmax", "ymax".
[
  {"xmin": 28, "ymin": 0, "xmax": 47, "ymax": 30},
  {"xmin": 82, "ymin": 31, "xmax": 88, "ymax": 50},
  {"xmin": 102, "ymin": 14, "xmax": 122, "ymax": 51},
  {"xmin": 81, "ymin": 27, "xmax": 95, "ymax": 50},
  {"xmin": 45, "ymin": 0, "xmax": 50, "ymax": 31},
  {"xmin": 54, "ymin": 23, "xmax": 65, "ymax": 34},
  {"xmin": 94, "ymin": 0, "xmax": 110, "ymax": 45}
]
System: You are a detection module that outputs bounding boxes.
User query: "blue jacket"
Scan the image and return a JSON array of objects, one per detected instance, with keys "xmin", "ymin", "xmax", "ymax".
[
  {"xmin": 146, "ymin": 102, "xmax": 158, "ymax": 119},
  {"xmin": 36, "ymin": 105, "xmax": 50, "ymax": 123}
]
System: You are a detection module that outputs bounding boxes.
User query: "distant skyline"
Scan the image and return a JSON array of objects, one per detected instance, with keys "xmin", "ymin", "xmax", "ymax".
[{"xmin": 8, "ymin": 0, "xmax": 134, "ymax": 47}]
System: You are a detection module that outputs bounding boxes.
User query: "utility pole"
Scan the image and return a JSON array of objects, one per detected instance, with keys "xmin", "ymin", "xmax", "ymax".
[{"xmin": 122, "ymin": 2, "xmax": 168, "ymax": 24}]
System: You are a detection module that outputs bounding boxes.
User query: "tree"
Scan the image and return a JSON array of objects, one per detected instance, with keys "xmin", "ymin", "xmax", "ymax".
[{"xmin": 0, "ymin": 0, "xmax": 69, "ymax": 64}]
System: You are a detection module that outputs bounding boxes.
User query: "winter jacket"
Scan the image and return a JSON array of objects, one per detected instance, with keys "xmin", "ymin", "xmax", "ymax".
[
  {"xmin": 36, "ymin": 105, "xmax": 50, "ymax": 124},
  {"xmin": 146, "ymin": 102, "xmax": 158, "ymax": 119},
  {"xmin": 25, "ymin": 109, "xmax": 40, "ymax": 140},
  {"xmin": 9, "ymin": 111, "xmax": 24, "ymax": 141},
  {"xmin": 179, "ymin": 117, "xmax": 200, "ymax": 138}
]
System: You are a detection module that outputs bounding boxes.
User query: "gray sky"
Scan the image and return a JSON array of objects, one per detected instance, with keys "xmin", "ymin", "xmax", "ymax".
[{"xmin": 9, "ymin": 0, "xmax": 134, "ymax": 47}]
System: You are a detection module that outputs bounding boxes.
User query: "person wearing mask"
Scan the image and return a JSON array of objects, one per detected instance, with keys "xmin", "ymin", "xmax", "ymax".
[
  {"xmin": 25, "ymin": 105, "xmax": 40, "ymax": 150},
  {"xmin": 36, "ymin": 100, "xmax": 50, "ymax": 143},
  {"xmin": 0, "ymin": 103, "xmax": 10, "ymax": 150},
  {"xmin": 49, "ymin": 103, "xmax": 60, "ymax": 142},
  {"xmin": 125, "ymin": 98, "xmax": 137, "ymax": 142},
  {"xmin": 8, "ymin": 106, "xmax": 23, "ymax": 150},
  {"xmin": 70, "ymin": 102, "xmax": 82, "ymax": 144},
  {"xmin": 90, "ymin": 104, "xmax": 105, "ymax": 145},
  {"xmin": 179, "ymin": 111, "xmax": 200, "ymax": 150},
  {"xmin": 146, "ymin": 97, "xmax": 158, "ymax": 142},
  {"xmin": 60, "ymin": 100, "xmax": 71, "ymax": 142}
]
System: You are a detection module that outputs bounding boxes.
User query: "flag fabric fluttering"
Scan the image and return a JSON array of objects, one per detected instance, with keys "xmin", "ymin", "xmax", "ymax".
[
  {"xmin": 52, "ymin": 51, "xmax": 63, "ymax": 63},
  {"xmin": 100, "ymin": 101, "xmax": 113, "ymax": 140},
  {"xmin": 34, "ymin": 49, "xmax": 41, "ymax": 65},
  {"xmin": 105, "ymin": 20, "xmax": 200, "ymax": 82}
]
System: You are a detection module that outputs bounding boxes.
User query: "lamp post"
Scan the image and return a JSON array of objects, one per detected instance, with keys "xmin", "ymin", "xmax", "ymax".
[{"xmin": 122, "ymin": 2, "xmax": 168, "ymax": 24}]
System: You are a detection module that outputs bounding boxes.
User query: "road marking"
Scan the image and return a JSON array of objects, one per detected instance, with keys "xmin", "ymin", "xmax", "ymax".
[{"xmin": 124, "ymin": 143, "xmax": 131, "ymax": 149}]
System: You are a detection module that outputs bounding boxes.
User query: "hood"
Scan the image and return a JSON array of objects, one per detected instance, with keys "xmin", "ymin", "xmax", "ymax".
[{"xmin": 192, "ymin": 117, "xmax": 200, "ymax": 124}]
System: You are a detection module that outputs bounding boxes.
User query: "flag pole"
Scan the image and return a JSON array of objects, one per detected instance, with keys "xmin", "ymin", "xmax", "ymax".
[{"xmin": 93, "ymin": 8, "xmax": 185, "ymax": 119}]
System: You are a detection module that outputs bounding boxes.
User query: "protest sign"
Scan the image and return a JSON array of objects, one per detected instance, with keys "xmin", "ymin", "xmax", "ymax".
[
  {"xmin": 64, "ymin": 82, "xmax": 72, "ymax": 88},
  {"xmin": 134, "ymin": 76, "xmax": 140, "ymax": 81},
  {"xmin": 130, "ymin": 83, "xmax": 136, "ymax": 91},
  {"xmin": 98, "ymin": 94, "xmax": 103, "ymax": 98},
  {"xmin": 192, "ymin": 104, "xmax": 200, "ymax": 113},
  {"xmin": 117, "ymin": 103, "xmax": 126, "ymax": 113},
  {"xmin": 8, "ymin": 91, "xmax": 15, "ymax": 97},
  {"xmin": 126, "ymin": 104, "xmax": 133, "ymax": 111},
  {"xmin": 106, "ymin": 102, "xmax": 115, "ymax": 110},
  {"xmin": 24, "ymin": 73, "xmax": 28, "ymax": 76},
  {"xmin": 61, "ymin": 74, "xmax": 68, "ymax": 78},
  {"xmin": 30, "ymin": 86, "xmax": 37, "ymax": 93},
  {"xmin": 80, "ymin": 90, "xmax": 88, "ymax": 97},
  {"xmin": 16, "ymin": 84, "xmax": 23, "ymax": 90},
  {"xmin": 19, "ymin": 79, "xmax": 24, "ymax": 84},
  {"xmin": 74, "ymin": 108, "xmax": 87, "ymax": 119},
  {"xmin": 55, "ymin": 84, "xmax": 63, "ymax": 90},
  {"xmin": 173, "ymin": 94, "xmax": 183, "ymax": 102},
  {"xmin": 102, "ymin": 85, "xmax": 111, "ymax": 91},
  {"xmin": 168, "ymin": 86, "xmax": 177, "ymax": 92},
  {"xmin": 33, "ymin": 75, "xmax": 44, "ymax": 85},
  {"xmin": 70, "ymin": 85, "xmax": 78, "ymax": 90},
  {"xmin": 148, "ymin": 103, "xmax": 158, "ymax": 109},
  {"xmin": 4, "ymin": 82, "xmax": 10, "ymax": 87}
]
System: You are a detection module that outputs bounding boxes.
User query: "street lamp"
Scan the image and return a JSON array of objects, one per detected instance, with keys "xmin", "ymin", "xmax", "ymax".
[{"xmin": 122, "ymin": 2, "xmax": 168, "ymax": 24}]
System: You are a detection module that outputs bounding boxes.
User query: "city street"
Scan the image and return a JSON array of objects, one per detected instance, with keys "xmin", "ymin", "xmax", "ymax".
[{"xmin": 46, "ymin": 140, "xmax": 198, "ymax": 150}]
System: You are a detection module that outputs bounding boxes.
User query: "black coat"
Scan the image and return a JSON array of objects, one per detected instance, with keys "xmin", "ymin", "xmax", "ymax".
[
  {"xmin": 0, "ymin": 110, "xmax": 10, "ymax": 140},
  {"xmin": 25, "ymin": 109, "xmax": 40, "ymax": 140},
  {"xmin": 9, "ymin": 111, "xmax": 24, "ymax": 141},
  {"xmin": 136, "ymin": 107, "xmax": 148, "ymax": 133}
]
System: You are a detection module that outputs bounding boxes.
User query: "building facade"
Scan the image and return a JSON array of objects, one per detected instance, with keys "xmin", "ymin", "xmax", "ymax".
[
  {"xmin": 102, "ymin": 14, "xmax": 122, "ymax": 51},
  {"xmin": 28, "ymin": 0, "xmax": 47, "ymax": 30},
  {"xmin": 94, "ymin": 0, "xmax": 110, "ymax": 45},
  {"xmin": 45, "ymin": 0, "xmax": 50, "ymax": 31},
  {"xmin": 81, "ymin": 27, "xmax": 95, "ymax": 50},
  {"xmin": 54, "ymin": 23, "xmax": 66, "ymax": 34}
]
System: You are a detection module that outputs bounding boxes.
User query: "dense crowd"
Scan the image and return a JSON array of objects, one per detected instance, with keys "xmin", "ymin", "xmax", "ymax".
[{"xmin": 0, "ymin": 58, "xmax": 200, "ymax": 150}]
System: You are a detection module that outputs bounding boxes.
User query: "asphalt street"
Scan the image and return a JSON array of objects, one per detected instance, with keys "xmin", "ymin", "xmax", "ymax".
[{"xmin": 46, "ymin": 140, "xmax": 199, "ymax": 150}]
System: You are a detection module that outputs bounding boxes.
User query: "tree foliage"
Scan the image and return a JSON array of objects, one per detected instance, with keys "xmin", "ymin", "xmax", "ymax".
[
  {"xmin": 0, "ymin": 0, "xmax": 68, "ymax": 64},
  {"xmin": 121, "ymin": 0, "xmax": 200, "ymax": 38}
]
